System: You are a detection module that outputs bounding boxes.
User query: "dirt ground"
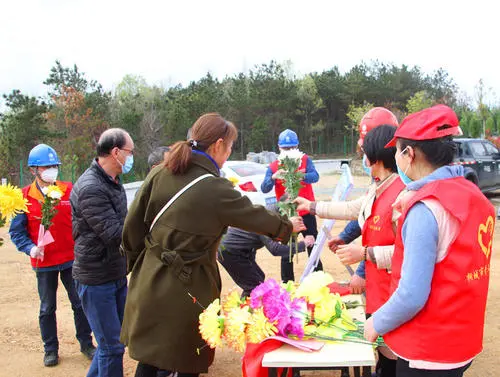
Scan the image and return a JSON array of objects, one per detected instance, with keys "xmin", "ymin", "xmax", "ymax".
[{"xmin": 1, "ymin": 173, "xmax": 499, "ymax": 377}]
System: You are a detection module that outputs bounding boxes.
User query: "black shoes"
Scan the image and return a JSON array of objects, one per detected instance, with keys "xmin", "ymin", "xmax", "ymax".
[
  {"xmin": 44, "ymin": 351, "xmax": 59, "ymax": 367},
  {"xmin": 81, "ymin": 344, "xmax": 97, "ymax": 360}
]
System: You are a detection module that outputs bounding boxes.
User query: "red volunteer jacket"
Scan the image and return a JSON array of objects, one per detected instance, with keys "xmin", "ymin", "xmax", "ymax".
[
  {"xmin": 384, "ymin": 177, "xmax": 494, "ymax": 363},
  {"xmin": 362, "ymin": 177, "xmax": 405, "ymax": 314},
  {"xmin": 22, "ymin": 181, "xmax": 75, "ymax": 268}
]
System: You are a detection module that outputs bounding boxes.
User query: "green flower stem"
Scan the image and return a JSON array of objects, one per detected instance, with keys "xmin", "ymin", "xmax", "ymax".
[{"xmin": 304, "ymin": 332, "xmax": 382, "ymax": 347}]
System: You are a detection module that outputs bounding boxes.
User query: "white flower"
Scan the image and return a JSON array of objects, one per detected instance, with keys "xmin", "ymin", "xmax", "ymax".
[
  {"xmin": 41, "ymin": 187, "xmax": 48, "ymax": 195},
  {"xmin": 47, "ymin": 191, "xmax": 62, "ymax": 200},
  {"xmin": 278, "ymin": 148, "xmax": 304, "ymax": 163}
]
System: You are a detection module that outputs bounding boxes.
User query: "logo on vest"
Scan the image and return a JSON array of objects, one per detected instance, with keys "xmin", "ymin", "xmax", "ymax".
[
  {"xmin": 373, "ymin": 215, "xmax": 380, "ymax": 224},
  {"xmin": 478, "ymin": 215, "xmax": 494, "ymax": 259}
]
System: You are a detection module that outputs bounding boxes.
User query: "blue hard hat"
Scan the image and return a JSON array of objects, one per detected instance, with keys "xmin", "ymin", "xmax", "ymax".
[
  {"xmin": 278, "ymin": 129, "xmax": 299, "ymax": 148},
  {"xmin": 27, "ymin": 144, "xmax": 61, "ymax": 167}
]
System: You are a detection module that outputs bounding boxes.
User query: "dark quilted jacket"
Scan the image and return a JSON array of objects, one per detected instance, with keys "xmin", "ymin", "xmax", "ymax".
[{"xmin": 70, "ymin": 159, "xmax": 127, "ymax": 285}]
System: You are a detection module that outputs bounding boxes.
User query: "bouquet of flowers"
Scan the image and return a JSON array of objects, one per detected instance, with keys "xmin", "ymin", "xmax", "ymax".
[
  {"xmin": 40, "ymin": 185, "xmax": 63, "ymax": 229},
  {"xmin": 276, "ymin": 149, "xmax": 305, "ymax": 262},
  {"xmin": 35, "ymin": 185, "xmax": 64, "ymax": 258},
  {"xmin": 199, "ymin": 271, "xmax": 381, "ymax": 353},
  {"xmin": 0, "ymin": 183, "xmax": 30, "ymax": 246}
]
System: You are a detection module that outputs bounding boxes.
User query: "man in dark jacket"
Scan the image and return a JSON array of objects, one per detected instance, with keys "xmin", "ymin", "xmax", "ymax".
[
  {"xmin": 70, "ymin": 128, "xmax": 133, "ymax": 377},
  {"xmin": 218, "ymin": 204, "xmax": 312, "ymax": 297}
]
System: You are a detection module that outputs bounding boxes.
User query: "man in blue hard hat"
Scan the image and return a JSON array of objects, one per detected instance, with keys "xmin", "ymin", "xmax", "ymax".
[
  {"xmin": 261, "ymin": 129, "xmax": 322, "ymax": 282},
  {"xmin": 9, "ymin": 144, "xmax": 95, "ymax": 367}
]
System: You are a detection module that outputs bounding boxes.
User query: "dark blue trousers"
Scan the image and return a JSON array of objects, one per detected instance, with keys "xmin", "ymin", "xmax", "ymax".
[
  {"xmin": 281, "ymin": 213, "xmax": 322, "ymax": 282},
  {"xmin": 75, "ymin": 277, "xmax": 127, "ymax": 377},
  {"xmin": 36, "ymin": 267, "xmax": 93, "ymax": 352}
]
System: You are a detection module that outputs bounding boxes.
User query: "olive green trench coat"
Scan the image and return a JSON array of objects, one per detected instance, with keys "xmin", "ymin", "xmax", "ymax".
[{"xmin": 120, "ymin": 153, "xmax": 292, "ymax": 373}]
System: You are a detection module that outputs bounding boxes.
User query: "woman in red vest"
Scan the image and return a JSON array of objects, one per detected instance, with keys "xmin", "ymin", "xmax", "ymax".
[
  {"xmin": 364, "ymin": 105, "xmax": 494, "ymax": 377},
  {"xmin": 296, "ymin": 123, "xmax": 405, "ymax": 377}
]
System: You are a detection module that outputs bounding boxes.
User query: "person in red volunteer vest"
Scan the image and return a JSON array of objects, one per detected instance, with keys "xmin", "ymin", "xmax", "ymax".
[
  {"xmin": 9, "ymin": 144, "xmax": 94, "ymax": 367},
  {"xmin": 329, "ymin": 107, "xmax": 400, "ymax": 296},
  {"xmin": 364, "ymin": 105, "xmax": 494, "ymax": 377},
  {"xmin": 261, "ymin": 129, "xmax": 321, "ymax": 283},
  {"xmin": 296, "ymin": 123, "xmax": 404, "ymax": 377}
]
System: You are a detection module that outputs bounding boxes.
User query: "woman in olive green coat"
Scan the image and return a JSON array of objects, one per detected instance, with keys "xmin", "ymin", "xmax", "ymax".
[{"xmin": 120, "ymin": 113, "xmax": 305, "ymax": 377}]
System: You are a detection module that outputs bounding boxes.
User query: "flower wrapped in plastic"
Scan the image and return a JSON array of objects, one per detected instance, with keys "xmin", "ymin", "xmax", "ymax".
[{"xmin": 199, "ymin": 271, "xmax": 383, "ymax": 353}]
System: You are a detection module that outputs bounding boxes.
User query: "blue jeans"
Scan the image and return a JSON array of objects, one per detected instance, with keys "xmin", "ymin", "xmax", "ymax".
[
  {"xmin": 36, "ymin": 267, "xmax": 92, "ymax": 352},
  {"xmin": 75, "ymin": 277, "xmax": 127, "ymax": 377}
]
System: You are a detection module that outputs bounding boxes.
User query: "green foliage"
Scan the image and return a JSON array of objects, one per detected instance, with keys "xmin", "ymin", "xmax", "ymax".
[
  {"xmin": 0, "ymin": 90, "xmax": 50, "ymax": 184},
  {"xmin": 4, "ymin": 59, "xmax": 496, "ymax": 185},
  {"xmin": 406, "ymin": 91, "xmax": 434, "ymax": 113}
]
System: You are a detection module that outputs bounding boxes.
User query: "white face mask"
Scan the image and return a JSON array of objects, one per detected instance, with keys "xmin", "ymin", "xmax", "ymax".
[{"xmin": 40, "ymin": 168, "xmax": 59, "ymax": 183}]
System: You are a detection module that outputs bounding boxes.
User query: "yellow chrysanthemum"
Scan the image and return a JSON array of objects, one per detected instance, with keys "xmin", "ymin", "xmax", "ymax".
[
  {"xmin": 224, "ymin": 305, "xmax": 251, "ymax": 352},
  {"xmin": 0, "ymin": 183, "xmax": 29, "ymax": 223},
  {"xmin": 223, "ymin": 290, "xmax": 242, "ymax": 313},
  {"xmin": 228, "ymin": 177, "xmax": 239, "ymax": 187},
  {"xmin": 199, "ymin": 299, "xmax": 224, "ymax": 349},
  {"xmin": 295, "ymin": 271, "xmax": 334, "ymax": 304},
  {"xmin": 314, "ymin": 295, "xmax": 338, "ymax": 323},
  {"xmin": 246, "ymin": 307, "xmax": 278, "ymax": 344}
]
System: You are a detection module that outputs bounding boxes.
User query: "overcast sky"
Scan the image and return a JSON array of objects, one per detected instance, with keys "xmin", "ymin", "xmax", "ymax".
[{"xmin": 1, "ymin": 0, "xmax": 499, "ymax": 106}]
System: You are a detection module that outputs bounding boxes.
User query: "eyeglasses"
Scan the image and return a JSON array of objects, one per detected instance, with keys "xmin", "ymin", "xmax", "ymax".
[{"xmin": 120, "ymin": 148, "xmax": 134, "ymax": 155}]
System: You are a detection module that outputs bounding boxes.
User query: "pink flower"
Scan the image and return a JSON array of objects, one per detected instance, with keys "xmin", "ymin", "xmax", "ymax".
[{"xmin": 250, "ymin": 279, "xmax": 281, "ymax": 309}]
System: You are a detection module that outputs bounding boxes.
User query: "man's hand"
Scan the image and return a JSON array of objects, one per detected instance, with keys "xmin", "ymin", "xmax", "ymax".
[
  {"xmin": 336, "ymin": 244, "xmax": 364, "ymax": 265},
  {"xmin": 328, "ymin": 237, "xmax": 345, "ymax": 252},
  {"xmin": 304, "ymin": 235, "xmax": 315, "ymax": 248},
  {"xmin": 364, "ymin": 316, "xmax": 379, "ymax": 343},
  {"xmin": 293, "ymin": 197, "xmax": 311, "ymax": 213},
  {"xmin": 272, "ymin": 169, "xmax": 285, "ymax": 180},
  {"xmin": 290, "ymin": 216, "xmax": 306, "ymax": 233},
  {"xmin": 349, "ymin": 274, "xmax": 366, "ymax": 294},
  {"xmin": 30, "ymin": 246, "xmax": 44, "ymax": 261}
]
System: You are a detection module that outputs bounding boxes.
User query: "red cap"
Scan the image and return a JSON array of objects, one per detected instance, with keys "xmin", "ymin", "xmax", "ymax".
[
  {"xmin": 385, "ymin": 105, "xmax": 462, "ymax": 148},
  {"xmin": 358, "ymin": 107, "xmax": 398, "ymax": 147}
]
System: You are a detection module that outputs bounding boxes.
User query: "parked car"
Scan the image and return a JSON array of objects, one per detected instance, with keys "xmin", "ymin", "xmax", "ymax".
[
  {"xmin": 123, "ymin": 160, "xmax": 277, "ymax": 208},
  {"xmin": 221, "ymin": 160, "xmax": 277, "ymax": 207},
  {"xmin": 453, "ymin": 138, "xmax": 500, "ymax": 192}
]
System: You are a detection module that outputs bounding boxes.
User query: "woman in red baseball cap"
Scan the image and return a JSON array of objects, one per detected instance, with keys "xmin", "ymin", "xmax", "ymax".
[{"xmin": 364, "ymin": 105, "xmax": 494, "ymax": 377}]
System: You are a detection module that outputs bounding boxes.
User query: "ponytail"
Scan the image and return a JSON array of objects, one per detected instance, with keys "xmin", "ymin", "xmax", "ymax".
[
  {"xmin": 164, "ymin": 113, "xmax": 238, "ymax": 175},
  {"xmin": 165, "ymin": 140, "xmax": 192, "ymax": 175}
]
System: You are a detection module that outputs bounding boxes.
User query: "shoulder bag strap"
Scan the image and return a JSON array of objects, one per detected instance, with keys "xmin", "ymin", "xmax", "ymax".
[{"xmin": 149, "ymin": 173, "xmax": 213, "ymax": 232}]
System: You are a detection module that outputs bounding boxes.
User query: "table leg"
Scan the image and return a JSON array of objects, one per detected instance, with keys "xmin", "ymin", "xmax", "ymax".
[
  {"xmin": 362, "ymin": 366, "xmax": 372, "ymax": 377},
  {"xmin": 340, "ymin": 367, "xmax": 350, "ymax": 377},
  {"xmin": 353, "ymin": 367, "xmax": 361, "ymax": 377}
]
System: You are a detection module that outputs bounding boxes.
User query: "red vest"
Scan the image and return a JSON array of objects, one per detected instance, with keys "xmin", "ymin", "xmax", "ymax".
[
  {"xmin": 362, "ymin": 176, "xmax": 405, "ymax": 314},
  {"xmin": 270, "ymin": 154, "xmax": 315, "ymax": 216},
  {"xmin": 22, "ymin": 181, "xmax": 75, "ymax": 268},
  {"xmin": 384, "ymin": 177, "xmax": 494, "ymax": 363}
]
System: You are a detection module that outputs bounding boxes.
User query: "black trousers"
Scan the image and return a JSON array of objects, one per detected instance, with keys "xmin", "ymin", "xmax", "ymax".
[
  {"xmin": 217, "ymin": 247, "xmax": 265, "ymax": 297},
  {"xmin": 281, "ymin": 213, "xmax": 322, "ymax": 282},
  {"xmin": 135, "ymin": 362, "xmax": 199, "ymax": 377},
  {"xmin": 396, "ymin": 359, "xmax": 472, "ymax": 377}
]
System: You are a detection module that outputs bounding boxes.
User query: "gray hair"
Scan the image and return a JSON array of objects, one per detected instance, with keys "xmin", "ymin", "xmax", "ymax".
[
  {"xmin": 97, "ymin": 128, "xmax": 130, "ymax": 157},
  {"xmin": 148, "ymin": 146, "xmax": 170, "ymax": 169}
]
